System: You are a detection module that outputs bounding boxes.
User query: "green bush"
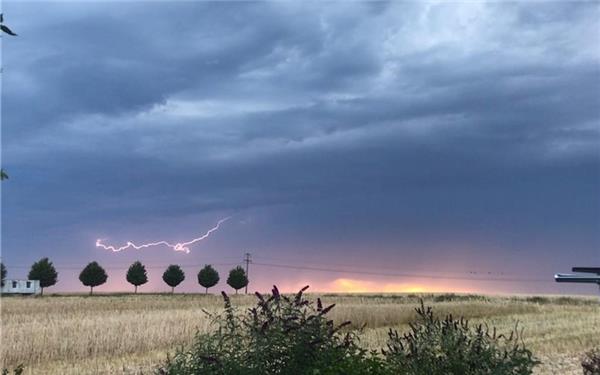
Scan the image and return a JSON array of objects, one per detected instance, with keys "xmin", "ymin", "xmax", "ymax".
[
  {"xmin": 157, "ymin": 286, "xmax": 539, "ymax": 375},
  {"xmin": 2, "ymin": 364, "xmax": 24, "ymax": 375},
  {"xmin": 158, "ymin": 286, "xmax": 380, "ymax": 375},
  {"xmin": 582, "ymin": 348, "xmax": 600, "ymax": 375},
  {"xmin": 383, "ymin": 302, "xmax": 539, "ymax": 374}
]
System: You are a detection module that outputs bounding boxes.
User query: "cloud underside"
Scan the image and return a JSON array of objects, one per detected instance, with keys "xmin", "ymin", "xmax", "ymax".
[{"xmin": 2, "ymin": 2, "xmax": 599, "ymax": 260}]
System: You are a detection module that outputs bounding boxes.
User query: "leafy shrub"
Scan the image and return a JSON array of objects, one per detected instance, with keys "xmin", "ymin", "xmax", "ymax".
[
  {"xmin": 157, "ymin": 286, "xmax": 539, "ymax": 375},
  {"xmin": 523, "ymin": 296, "xmax": 548, "ymax": 305},
  {"xmin": 383, "ymin": 302, "xmax": 539, "ymax": 374},
  {"xmin": 432, "ymin": 293, "xmax": 490, "ymax": 303},
  {"xmin": 158, "ymin": 285, "xmax": 380, "ymax": 375},
  {"xmin": 1, "ymin": 364, "xmax": 24, "ymax": 375},
  {"xmin": 582, "ymin": 348, "xmax": 600, "ymax": 375}
]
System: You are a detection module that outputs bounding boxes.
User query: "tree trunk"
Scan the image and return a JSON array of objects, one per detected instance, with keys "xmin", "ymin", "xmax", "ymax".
[
  {"xmin": 205, "ymin": 287, "xmax": 208, "ymax": 295},
  {"xmin": 40, "ymin": 287, "xmax": 44, "ymax": 296},
  {"xmin": 90, "ymin": 286, "xmax": 93, "ymax": 296},
  {"xmin": 171, "ymin": 286, "xmax": 174, "ymax": 294},
  {"xmin": 235, "ymin": 289, "xmax": 238, "ymax": 295},
  {"xmin": 135, "ymin": 285, "xmax": 137, "ymax": 294}
]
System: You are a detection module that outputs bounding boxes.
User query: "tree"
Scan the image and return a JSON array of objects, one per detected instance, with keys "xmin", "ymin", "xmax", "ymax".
[
  {"xmin": 126, "ymin": 261, "xmax": 148, "ymax": 293},
  {"xmin": 1, "ymin": 262, "xmax": 6, "ymax": 287},
  {"xmin": 28, "ymin": 257, "xmax": 58, "ymax": 296},
  {"xmin": 162, "ymin": 264, "xmax": 185, "ymax": 294},
  {"xmin": 226, "ymin": 266, "xmax": 248, "ymax": 294},
  {"xmin": 197, "ymin": 264, "xmax": 219, "ymax": 294},
  {"xmin": 79, "ymin": 261, "xmax": 108, "ymax": 295}
]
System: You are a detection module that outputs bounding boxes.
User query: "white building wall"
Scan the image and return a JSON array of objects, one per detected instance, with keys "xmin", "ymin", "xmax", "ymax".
[{"xmin": 1, "ymin": 279, "xmax": 41, "ymax": 294}]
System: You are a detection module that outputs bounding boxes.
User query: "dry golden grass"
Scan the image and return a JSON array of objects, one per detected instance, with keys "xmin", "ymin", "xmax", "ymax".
[{"xmin": 1, "ymin": 293, "xmax": 598, "ymax": 374}]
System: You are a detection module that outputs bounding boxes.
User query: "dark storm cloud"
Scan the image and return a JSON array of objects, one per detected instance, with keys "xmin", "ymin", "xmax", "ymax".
[{"xmin": 2, "ymin": 1, "xmax": 599, "ymax": 293}]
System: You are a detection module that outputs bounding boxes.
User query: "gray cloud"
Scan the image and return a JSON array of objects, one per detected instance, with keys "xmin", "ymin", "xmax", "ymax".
[{"xmin": 2, "ymin": 1, "xmax": 599, "ymax": 293}]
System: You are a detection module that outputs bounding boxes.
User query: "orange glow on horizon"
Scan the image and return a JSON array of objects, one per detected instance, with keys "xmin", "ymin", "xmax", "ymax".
[
  {"xmin": 329, "ymin": 278, "xmax": 433, "ymax": 293},
  {"xmin": 262, "ymin": 277, "xmax": 479, "ymax": 294}
]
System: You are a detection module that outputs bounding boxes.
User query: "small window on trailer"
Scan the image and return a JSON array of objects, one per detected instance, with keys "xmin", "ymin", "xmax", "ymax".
[
  {"xmin": 26, "ymin": 281, "xmax": 31, "ymax": 288},
  {"xmin": 12, "ymin": 281, "xmax": 17, "ymax": 288}
]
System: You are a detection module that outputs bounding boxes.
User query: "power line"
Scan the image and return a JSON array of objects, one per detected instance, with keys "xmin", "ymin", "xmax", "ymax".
[
  {"xmin": 4, "ymin": 258, "xmax": 552, "ymax": 284},
  {"xmin": 251, "ymin": 261, "xmax": 550, "ymax": 284},
  {"xmin": 252, "ymin": 255, "xmax": 519, "ymax": 277}
]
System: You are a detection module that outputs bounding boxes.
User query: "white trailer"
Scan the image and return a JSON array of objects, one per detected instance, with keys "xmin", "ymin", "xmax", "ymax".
[{"xmin": 1, "ymin": 279, "xmax": 41, "ymax": 295}]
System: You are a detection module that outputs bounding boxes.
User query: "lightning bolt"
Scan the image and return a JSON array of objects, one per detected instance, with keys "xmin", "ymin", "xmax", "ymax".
[{"xmin": 96, "ymin": 217, "xmax": 230, "ymax": 254}]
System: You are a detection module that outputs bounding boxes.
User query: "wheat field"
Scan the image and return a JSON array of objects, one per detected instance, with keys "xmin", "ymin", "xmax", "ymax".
[{"xmin": 1, "ymin": 293, "xmax": 599, "ymax": 374}]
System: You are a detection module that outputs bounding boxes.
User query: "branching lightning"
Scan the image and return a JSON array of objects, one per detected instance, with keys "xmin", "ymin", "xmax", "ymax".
[{"xmin": 96, "ymin": 217, "xmax": 230, "ymax": 254}]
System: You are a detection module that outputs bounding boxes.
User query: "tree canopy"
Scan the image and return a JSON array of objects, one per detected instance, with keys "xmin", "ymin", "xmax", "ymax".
[
  {"xmin": 28, "ymin": 257, "xmax": 58, "ymax": 295},
  {"xmin": 126, "ymin": 261, "xmax": 148, "ymax": 293},
  {"xmin": 162, "ymin": 264, "xmax": 185, "ymax": 293},
  {"xmin": 198, "ymin": 264, "xmax": 220, "ymax": 294},
  {"xmin": 79, "ymin": 261, "xmax": 108, "ymax": 295},
  {"xmin": 1, "ymin": 262, "xmax": 6, "ymax": 287},
  {"xmin": 226, "ymin": 266, "xmax": 248, "ymax": 294}
]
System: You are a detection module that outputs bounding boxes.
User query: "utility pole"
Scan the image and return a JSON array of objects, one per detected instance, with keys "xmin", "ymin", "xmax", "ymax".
[{"xmin": 243, "ymin": 252, "xmax": 252, "ymax": 294}]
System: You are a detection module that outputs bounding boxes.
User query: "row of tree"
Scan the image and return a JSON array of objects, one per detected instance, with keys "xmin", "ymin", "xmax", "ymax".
[{"xmin": 0, "ymin": 258, "xmax": 249, "ymax": 296}]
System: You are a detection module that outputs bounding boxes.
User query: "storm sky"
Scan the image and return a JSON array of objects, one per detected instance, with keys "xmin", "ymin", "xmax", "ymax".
[{"xmin": 2, "ymin": 1, "xmax": 599, "ymax": 294}]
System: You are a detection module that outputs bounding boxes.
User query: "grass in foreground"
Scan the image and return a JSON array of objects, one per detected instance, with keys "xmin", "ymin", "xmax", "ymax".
[
  {"xmin": 1, "ymin": 292, "xmax": 598, "ymax": 374},
  {"xmin": 159, "ymin": 286, "xmax": 538, "ymax": 374}
]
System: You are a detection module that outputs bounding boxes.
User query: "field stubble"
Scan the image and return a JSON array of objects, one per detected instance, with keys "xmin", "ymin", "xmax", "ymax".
[{"xmin": 1, "ymin": 293, "xmax": 598, "ymax": 374}]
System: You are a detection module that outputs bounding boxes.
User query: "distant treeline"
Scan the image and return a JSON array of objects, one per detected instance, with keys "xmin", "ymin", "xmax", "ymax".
[{"xmin": 0, "ymin": 258, "xmax": 248, "ymax": 295}]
